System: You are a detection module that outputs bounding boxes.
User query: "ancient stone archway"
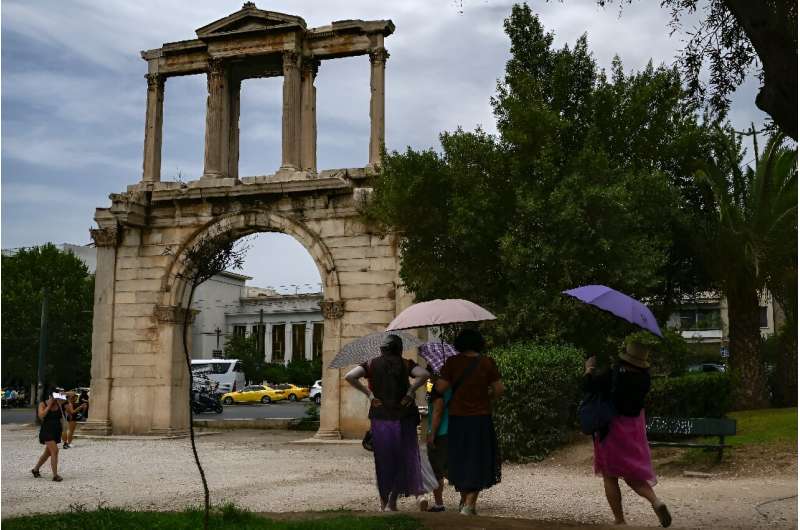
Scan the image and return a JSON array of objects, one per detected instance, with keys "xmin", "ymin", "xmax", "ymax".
[{"xmin": 84, "ymin": 4, "xmax": 410, "ymax": 437}]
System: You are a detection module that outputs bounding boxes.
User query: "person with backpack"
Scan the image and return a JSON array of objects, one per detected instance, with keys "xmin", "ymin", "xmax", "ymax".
[
  {"xmin": 583, "ymin": 339, "xmax": 672, "ymax": 528},
  {"xmin": 345, "ymin": 334, "xmax": 430, "ymax": 512},
  {"xmin": 434, "ymin": 329, "xmax": 504, "ymax": 516}
]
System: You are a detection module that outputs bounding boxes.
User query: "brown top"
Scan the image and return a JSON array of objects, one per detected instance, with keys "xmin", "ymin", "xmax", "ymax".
[{"xmin": 439, "ymin": 354, "xmax": 501, "ymax": 417}]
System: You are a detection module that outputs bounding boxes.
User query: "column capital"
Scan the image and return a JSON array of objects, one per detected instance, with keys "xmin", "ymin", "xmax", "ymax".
[
  {"xmin": 320, "ymin": 300, "xmax": 345, "ymax": 320},
  {"xmin": 301, "ymin": 58, "xmax": 321, "ymax": 77},
  {"xmin": 208, "ymin": 57, "xmax": 226, "ymax": 77},
  {"xmin": 369, "ymin": 47, "xmax": 390, "ymax": 64},
  {"xmin": 282, "ymin": 50, "xmax": 300, "ymax": 71},
  {"xmin": 155, "ymin": 305, "xmax": 199, "ymax": 324},
  {"xmin": 145, "ymin": 73, "xmax": 165, "ymax": 89},
  {"xmin": 90, "ymin": 226, "xmax": 120, "ymax": 248}
]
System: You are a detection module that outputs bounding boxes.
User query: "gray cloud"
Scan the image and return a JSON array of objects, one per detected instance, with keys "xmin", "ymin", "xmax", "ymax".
[{"xmin": 2, "ymin": 0, "xmax": 768, "ymax": 287}]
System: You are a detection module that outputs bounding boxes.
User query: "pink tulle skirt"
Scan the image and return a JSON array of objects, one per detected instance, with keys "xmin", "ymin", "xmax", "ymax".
[{"xmin": 593, "ymin": 411, "xmax": 657, "ymax": 486}]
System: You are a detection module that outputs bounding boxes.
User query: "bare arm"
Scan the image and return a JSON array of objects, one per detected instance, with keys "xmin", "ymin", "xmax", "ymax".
[
  {"xmin": 37, "ymin": 399, "xmax": 52, "ymax": 420},
  {"xmin": 434, "ymin": 378, "xmax": 451, "ymax": 394},
  {"xmin": 344, "ymin": 366, "xmax": 372, "ymax": 400},
  {"xmin": 401, "ymin": 366, "xmax": 430, "ymax": 406},
  {"xmin": 490, "ymin": 380, "xmax": 505, "ymax": 400}
]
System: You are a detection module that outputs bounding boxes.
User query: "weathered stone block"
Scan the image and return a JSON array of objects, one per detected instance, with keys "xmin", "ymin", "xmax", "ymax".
[
  {"xmin": 340, "ymin": 283, "xmax": 395, "ymax": 300},
  {"xmin": 338, "ymin": 270, "xmax": 396, "ymax": 285},
  {"xmin": 117, "ymin": 279, "xmax": 163, "ymax": 292},
  {"xmin": 115, "ymin": 303, "xmax": 156, "ymax": 317},
  {"xmin": 342, "ymin": 310, "xmax": 395, "ymax": 325}
]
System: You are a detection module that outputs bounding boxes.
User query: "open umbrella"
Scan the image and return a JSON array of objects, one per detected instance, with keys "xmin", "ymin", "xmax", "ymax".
[
  {"xmin": 562, "ymin": 284, "xmax": 663, "ymax": 338},
  {"xmin": 385, "ymin": 299, "xmax": 496, "ymax": 331},
  {"xmin": 328, "ymin": 331, "xmax": 422, "ymax": 368},
  {"xmin": 418, "ymin": 342, "xmax": 458, "ymax": 374}
]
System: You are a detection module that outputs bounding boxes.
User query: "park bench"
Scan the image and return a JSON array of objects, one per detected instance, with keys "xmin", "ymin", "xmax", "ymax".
[{"xmin": 646, "ymin": 416, "xmax": 737, "ymax": 461}]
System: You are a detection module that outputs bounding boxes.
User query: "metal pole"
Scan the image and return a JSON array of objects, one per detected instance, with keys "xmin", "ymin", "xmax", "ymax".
[{"xmin": 36, "ymin": 287, "xmax": 48, "ymax": 405}]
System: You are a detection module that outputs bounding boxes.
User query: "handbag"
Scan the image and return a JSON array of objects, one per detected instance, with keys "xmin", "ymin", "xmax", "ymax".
[
  {"xmin": 362, "ymin": 429, "xmax": 374, "ymax": 451},
  {"xmin": 578, "ymin": 392, "xmax": 615, "ymax": 435}
]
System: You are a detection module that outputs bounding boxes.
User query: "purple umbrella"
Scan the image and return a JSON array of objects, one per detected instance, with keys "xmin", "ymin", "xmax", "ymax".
[{"xmin": 563, "ymin": 285, "xmax": 663, "ymax": 338}]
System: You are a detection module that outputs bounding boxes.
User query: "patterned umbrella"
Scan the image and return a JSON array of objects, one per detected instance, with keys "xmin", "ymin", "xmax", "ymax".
[
  {"xmin": 418, "ymin": 342, "xmax": 458, "ymax": 374},
  {"xmin": 328, "ymin": 331, "xmax": 423, "ymax": 368}
]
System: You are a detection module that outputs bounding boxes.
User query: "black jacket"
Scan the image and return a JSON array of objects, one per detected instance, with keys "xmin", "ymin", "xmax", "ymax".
[{"xmin": 582, "ymin": 364, "xmax": 650, "ymax": 417}]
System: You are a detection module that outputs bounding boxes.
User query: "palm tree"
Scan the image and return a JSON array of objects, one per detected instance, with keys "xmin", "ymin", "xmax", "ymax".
[{"xmin": 697, "ymin": 132, "xmax": 797, "ymax": 409}]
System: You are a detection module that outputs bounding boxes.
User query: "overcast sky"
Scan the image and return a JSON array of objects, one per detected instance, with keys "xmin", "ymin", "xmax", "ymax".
[{"xmin": 1, "ymin": 0, "xmax": 768, "ymax": 291}]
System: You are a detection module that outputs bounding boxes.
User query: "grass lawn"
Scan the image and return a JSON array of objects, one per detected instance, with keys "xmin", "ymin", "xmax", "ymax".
[
  {"xmin": 724, "ymin": 407, "xmax": 797, "ymax": 446},
  {"xmin": 2, "ymin": 505, "xmax": 422, "ymax": 530}
]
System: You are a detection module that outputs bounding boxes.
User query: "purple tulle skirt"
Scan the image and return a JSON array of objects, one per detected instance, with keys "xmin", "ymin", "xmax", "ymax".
[
  {"xmin": 593, "ymin": 411, "xmax": 657, "ymax": 486},
  {"xmin": 371, "ymin": 417, "xmax": 424, "ymax": 500}
]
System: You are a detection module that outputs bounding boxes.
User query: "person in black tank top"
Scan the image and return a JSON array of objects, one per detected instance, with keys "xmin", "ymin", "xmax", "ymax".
[{"xmin": 32, "ymin": 385, "xmax": 65, "ymax": 482}]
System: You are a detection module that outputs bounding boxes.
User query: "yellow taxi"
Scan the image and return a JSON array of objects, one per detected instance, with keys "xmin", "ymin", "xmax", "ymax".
[
  {"xmin": 274, "ymin": 384, "xmax": 310, "ymax": 402},
  {"xmin": 221, "ymin": 385, "xmax": 286, "ymax": 405}
]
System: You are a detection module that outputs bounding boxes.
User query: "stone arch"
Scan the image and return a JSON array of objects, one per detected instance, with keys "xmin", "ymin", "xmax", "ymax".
[{"xmin": 161, "ymin": 209, "xmax": 341, "ymax": 309}]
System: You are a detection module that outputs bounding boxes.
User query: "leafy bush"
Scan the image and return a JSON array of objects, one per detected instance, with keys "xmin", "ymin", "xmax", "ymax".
[
  {"xmin": 645, "ymin": 372, "xmax": 732, "ymax": 418},
  {"xmin": 490, "ymin": 342, "xmax": 584, "ymax": 461}
]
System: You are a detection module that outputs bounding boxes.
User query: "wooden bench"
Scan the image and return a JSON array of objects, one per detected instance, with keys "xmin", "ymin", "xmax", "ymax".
[{"xmin": 646, "ymin": 416, "xmax": 737, "ymax": 461}]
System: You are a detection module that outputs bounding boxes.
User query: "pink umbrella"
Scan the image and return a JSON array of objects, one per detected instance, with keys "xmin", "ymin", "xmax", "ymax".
[{"xmin": 386, "ymin": 299, "xmax": 497, "ymax": 331}]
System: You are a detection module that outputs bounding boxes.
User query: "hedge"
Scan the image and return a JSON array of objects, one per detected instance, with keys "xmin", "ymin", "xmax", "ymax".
[
  {"xmin": 490, "ymin": 342, "xmax": 584, "ymax": 461},
  {"xmin": 645, "ymin": 372, "xmax": 732, "ymax": 418}
]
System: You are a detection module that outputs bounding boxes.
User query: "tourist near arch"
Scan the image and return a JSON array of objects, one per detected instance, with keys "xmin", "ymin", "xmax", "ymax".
[{"xmin": 84, "ymin": 3, "xmax": 412, "ymax": 438}]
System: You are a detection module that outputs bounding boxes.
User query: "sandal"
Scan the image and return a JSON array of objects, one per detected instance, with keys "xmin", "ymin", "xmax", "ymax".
[
  {"xmin": 31, "ymin": 469, "xmax": 41, "ymax": 478},
  {"xmin": 654, "ymin": 502, "xmax": 672, "ymax": 528},
  {"xmin": 52, "ymin": 475, "xmax": 63, "ymax": 482}
]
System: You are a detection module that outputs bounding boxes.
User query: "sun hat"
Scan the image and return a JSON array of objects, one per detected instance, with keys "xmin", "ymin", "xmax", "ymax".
[{"xmin": 619, "ymin": 341, "xmax": 650, "ymax": 369}]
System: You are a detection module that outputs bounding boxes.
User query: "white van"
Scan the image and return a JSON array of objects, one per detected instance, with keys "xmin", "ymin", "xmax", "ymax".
[{"xmin": 190, "ymin": 359, "xmax": 245, "ymax": 393}]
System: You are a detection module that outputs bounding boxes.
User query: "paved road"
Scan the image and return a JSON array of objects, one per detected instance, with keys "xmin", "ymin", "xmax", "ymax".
[{"xmin": 1, "ymin": 401, "xmax": 311, "ymax": 424}]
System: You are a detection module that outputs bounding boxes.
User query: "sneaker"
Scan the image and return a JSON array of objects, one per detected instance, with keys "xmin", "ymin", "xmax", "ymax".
[
  {"xmin": 62, "ymin": 443, "xmax": 70, "ymax": 449},
  {"xmin": 427, "ymin": 505, "xmax": 446, "ymax": 513},
  {"xmin": 459, "ymin": 505, "xmax": 476, "ymax": 516},
  {"xmin": 654, "ymin": 502, "xmax": 672, "ymax": 528},
  {"xmin": 418, "ymin": 498, "xmax": 429, "ymax": 512}
]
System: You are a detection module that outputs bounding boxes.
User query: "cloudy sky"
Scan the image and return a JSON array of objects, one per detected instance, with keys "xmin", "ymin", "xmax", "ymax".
[{"xmin": 1, "ymin": 0, "xmax": 767, "ymax": 291}]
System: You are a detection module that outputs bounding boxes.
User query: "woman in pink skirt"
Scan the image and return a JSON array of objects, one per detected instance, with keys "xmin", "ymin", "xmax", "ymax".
[{"xmin": 584, "ymin": 341, "xmax": 672, "ymax": 527}]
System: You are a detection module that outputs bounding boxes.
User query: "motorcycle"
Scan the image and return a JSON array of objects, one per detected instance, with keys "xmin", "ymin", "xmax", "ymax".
[{"xmin": 191, "ymin": 389, "xmax": 223, "ymax": 414}]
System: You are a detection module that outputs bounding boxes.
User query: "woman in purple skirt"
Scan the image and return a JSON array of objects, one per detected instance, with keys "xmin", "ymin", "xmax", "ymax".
[
  {"xmin": 584, "ymin": 340, "xmax": 672, "ymax": 528},
  {"xmin": 346, "ymin": 334, "xmax": 430, "ymax": 511}
]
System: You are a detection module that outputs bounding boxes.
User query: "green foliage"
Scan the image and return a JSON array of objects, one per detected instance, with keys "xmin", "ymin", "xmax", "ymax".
[
  {"xmin": 625, "ymin": 330, "xmax": 691, "ymax": 377},
  {"xmin": 285, "ymin": 358, "xmax": 322, "ymax": 387},
  {"xmin": 645, "ymin": 372, "xmax": 732, "ymax": 418},
  {"xmin": 1, "ymin": 244, "xmax": 94, "ymax": 390},
  {"xmin": 368, "ymin": 4, "xmax": 738, "ymax": 356},
  {"xmin": 2, "ymin": 505, "xmax": 422, "ymax": 530},
  {"xmin": 490, "ymin": 342, "xmax": 584, "ymax": 461},
  {"xmin": 223, "ymin": 334, "xmax": 264, "ymax": 384}
]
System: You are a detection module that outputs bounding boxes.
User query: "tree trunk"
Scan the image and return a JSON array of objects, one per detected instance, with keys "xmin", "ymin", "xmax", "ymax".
[{"xmin": 726, "ymin": 285, "xmax": 770, "ymax": 410}]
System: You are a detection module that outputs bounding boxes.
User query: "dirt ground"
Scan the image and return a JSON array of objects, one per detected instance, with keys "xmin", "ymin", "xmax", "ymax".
[{"xmin": 1, "ymin": 425, "xmax": 796, "ymax": 528}]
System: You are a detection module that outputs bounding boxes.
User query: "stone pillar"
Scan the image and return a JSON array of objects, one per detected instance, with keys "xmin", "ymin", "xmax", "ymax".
[
  {"xmin": 265, "ymin": 323, "xmax": 273, "ymax": 362},
  {"xmin": 227, "ymin": 77, "xmax": 241, "ymax": 181},
  {"xmin": 316, "ymin": 300, "xmax": 345, "ymax": 439},
  {"xmin": 142, "ymin": 74, "xmax": 165, "ymax": 184},
  {"xmin": 284, "ymin": 322, "xmax": 293, "ymax": 365},
  {"xmin": 150, "ymin": 305, "xmax": 194, "ymax": 436},
  {"xmin": 280, "ymin": 51, "xmax": 301, "ymax": 170},
  {"xmin": 300, "ymin": 59, "xmax": 319, "ymax": 173},
  {"xmin": 305, "ymin": 320, "xmax": 313, "ymax": 360},
  {"xmin": 82, "ymin": 226, "xmax": 120, "ymax": 435},
  {"xmin": 368, "ymin": 47, "xmax": 389, "ymax": 167},
  {"xmin": 202, "ymin": 58, "xmax": 230, "ymax": 179}
]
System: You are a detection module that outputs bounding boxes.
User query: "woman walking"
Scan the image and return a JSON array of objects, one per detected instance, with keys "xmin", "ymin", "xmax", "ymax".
[
  {"xmin": 584, "ymin": 340, "xmax": 671, "ymax": 527},
  {"xmin": 62, "ymin": 392, "xmax": 86, "ymax": 449},
  {"xmin": 345, "ymin": 334, "xmax": 430, "ymax": 511},
  {"xmin": 435, "ymin": 329, "xmax": 503, "ymax": 516},
  {"xmin": 31, "ymin": 386, "xmax": 65, "ymax": 481}
]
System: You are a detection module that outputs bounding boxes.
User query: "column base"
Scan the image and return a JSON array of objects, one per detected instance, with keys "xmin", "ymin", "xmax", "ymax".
[
  {"xmin": 148, "ymin": 427, "xmax": 190, "ymax": 437},
  {"xmin": 77, "ymin": 419, "xmax": 112, "ymax": 436},
  {"xmin": 314, "ymin": 428, "xmax": 342, "ymax": 440}
]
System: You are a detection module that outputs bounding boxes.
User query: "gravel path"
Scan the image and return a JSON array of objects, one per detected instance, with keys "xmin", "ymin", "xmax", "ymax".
[{"xmin": 2, "ymin": 425, "xmax": 796, "ymax": 528}]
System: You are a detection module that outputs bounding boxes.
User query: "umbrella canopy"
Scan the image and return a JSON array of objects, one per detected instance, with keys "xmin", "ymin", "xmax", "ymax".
[
  {"xmin": 328, "ymin": 331, "xmax": 422, "ymax": 368},
  {"xmin": 562, "ymin": 285, "xmax": 663, "ymax": 338},
  {"xmin": 418, "ymin": 342, "xmax": 458, "ymax": 374},
  {"xmin": 386, "ymin": 299, "xmax": 496, "ymax": 331}
]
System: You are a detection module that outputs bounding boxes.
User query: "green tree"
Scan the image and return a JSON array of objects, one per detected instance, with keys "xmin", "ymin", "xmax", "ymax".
[
  {"xmin": 695, "ymin": 133, "xmax": 797, "ymax": 408},
  {"xmin": 369, "ymin": 4, "xmax": 736, "ymax": 356},
  {"xmin": 224, "ymin": 333, "xmax": 265, "ymax": 384},
  {"xmin": 1, "ymin": 244, "xmax": 94, "ymax": 390}
]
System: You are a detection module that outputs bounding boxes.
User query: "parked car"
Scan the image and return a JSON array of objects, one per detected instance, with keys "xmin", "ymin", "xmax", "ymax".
[
  {"xmin": 309, "ymin": 380, "xmax": 322, "ymax": 405},
  {"xmin": 274, "ymin": 384, "xmax": 309, "ymax": 402},
  {"xmin": 687, "ymin": 363, "xmax": 726, "ymax": 373},
  {"xmin": 221, "ymin": 385, "xmax": 286, "ymax": 405}
]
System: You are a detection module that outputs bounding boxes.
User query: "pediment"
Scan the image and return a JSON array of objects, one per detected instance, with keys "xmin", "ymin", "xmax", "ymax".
[{"xmin": 196, "ymin": 3, "xmax": 306, "ymax": 39}]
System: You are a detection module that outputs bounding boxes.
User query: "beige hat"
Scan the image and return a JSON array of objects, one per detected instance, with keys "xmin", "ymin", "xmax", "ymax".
[{"xmin": 619, "ymin": 341, "xmax": 650, "ymax": 369}]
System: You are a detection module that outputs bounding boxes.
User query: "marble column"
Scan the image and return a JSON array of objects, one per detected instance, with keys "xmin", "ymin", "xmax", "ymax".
[
  {"xmin": 304, "ymin": 320, "xmax": 313, "ymax": 360},
  {"xmin": 142, "ymin": 73, "xmax": 165, "ymax": 183},
  {"xmin": 83, "ymin": 226, "xmax": 120, "ymax": 435},
  {"xmin": 281, "ymin": 51, "xmax": 301, "ymax": 170},
  {"xmin": 265, "ymin": 323, "xmax": 273, "ymax": 362},
  {"xmin": 202, "ymin": 58, "xmax": 230, "ymax": 179},
  {"xmin": 368, "ymin": 47, "xmax": 389, "ymax": 167},
  {"xmin": 300, "ymin": 59, "xmax": 319, "ymax": 173},
  {"xmin": 284, "ymin": 322, "xmax": 293, "ymax": 365},
  {"xmin": 227, "ymin": 77, "xmax": 241, "ymax": 181}
]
